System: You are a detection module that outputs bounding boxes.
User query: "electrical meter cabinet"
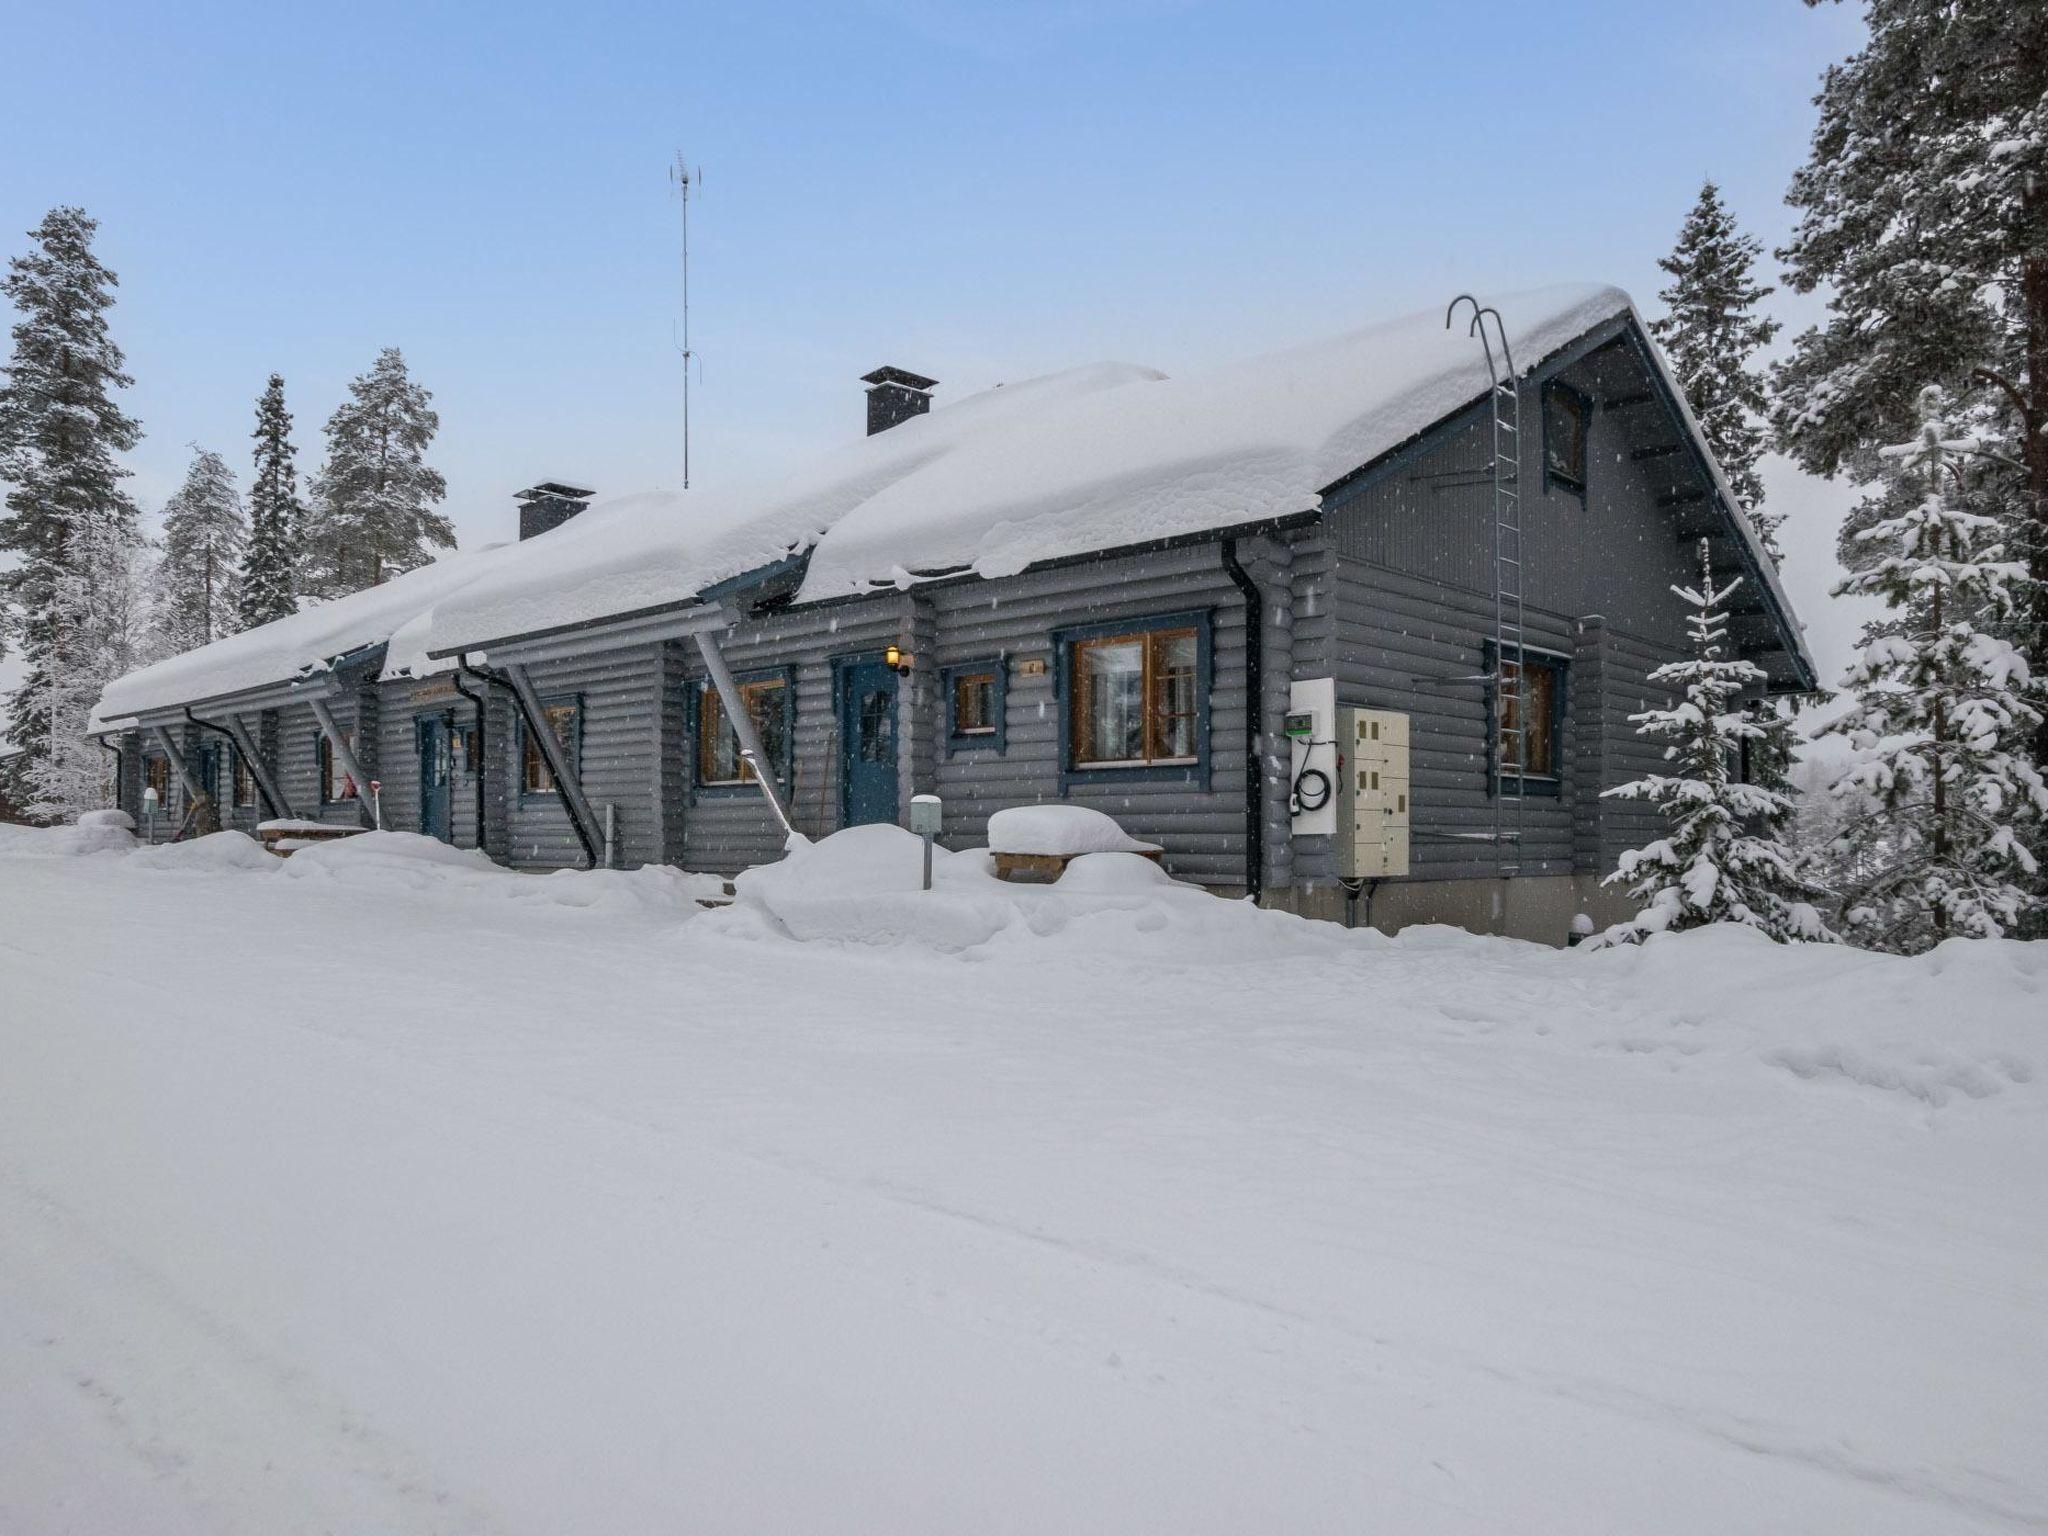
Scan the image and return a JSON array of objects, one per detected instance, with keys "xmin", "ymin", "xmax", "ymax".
[{"xmin": 1337, "ymin": 707, "xmax": 1411, "ymax": 878}]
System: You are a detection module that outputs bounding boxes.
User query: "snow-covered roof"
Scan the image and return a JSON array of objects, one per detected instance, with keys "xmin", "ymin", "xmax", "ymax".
[
  {"xmin": 91, "ymin": 281, "xmax": 1812, "ymax": 723},
  {"xmin": 420, "ymin": 285, "xmax": 1643, "ymax": 653},
  {"xmin": 88, "ymin": 544, "xmax": 513, "ymax": 728}
]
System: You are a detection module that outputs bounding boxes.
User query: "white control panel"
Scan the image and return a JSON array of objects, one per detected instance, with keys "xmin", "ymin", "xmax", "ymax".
[{"xmin": 1337, "ymin": 706, "xmax": 1411, "ymax": 878}]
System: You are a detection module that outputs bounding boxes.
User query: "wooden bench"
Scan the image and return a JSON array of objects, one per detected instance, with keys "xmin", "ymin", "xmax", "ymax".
[
  {"xmin": 256, "ymin": 820, "xmax": 364, "ymax": 857},
  {"xmin": 991, "ymin": 846, "xmax": 1164, "ymax": 883}
]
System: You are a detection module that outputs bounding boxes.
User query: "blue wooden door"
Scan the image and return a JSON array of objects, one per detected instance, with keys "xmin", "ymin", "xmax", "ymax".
[
  {"xmin": 417, "ymin": 715, "xmax": 452, "ymax": 842},
  {"xmin": 195, "ymin": 741, "xmax": 221, "ymax": 808},
  {"xmin": 838, "ymin": 657, "xmax": 899, "ymax": 826}
]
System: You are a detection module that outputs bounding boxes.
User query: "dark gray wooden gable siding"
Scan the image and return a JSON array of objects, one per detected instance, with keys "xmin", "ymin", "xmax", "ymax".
[{"xmin": 1318, "ymin": 361, "xmax": 1704, "ymax": 883}]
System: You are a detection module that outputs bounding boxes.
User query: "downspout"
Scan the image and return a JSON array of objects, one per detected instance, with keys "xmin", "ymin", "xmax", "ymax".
[
  {"xmin": 185, "ymin": 706, "xmax": 287, "ymax": 819},
  {"xmin": 96, "ymin": 736, "xmax": 123, "ymax": 813},
  {"xmin": 450, "ymin": 662, "xmax": 490, "ymax": 855},
  {"xmin": 462, "ymin": 654, "xmax": 602, "ymax": 870},
  {"xmin": 1220, "ymin": 536, "xmax": 1264, "ymax": 906}
]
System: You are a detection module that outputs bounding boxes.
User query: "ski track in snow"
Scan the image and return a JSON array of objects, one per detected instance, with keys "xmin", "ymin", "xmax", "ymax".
[{"xmin": 0, "ymin": 833, "xmax": 2042, "ymax": 1534}]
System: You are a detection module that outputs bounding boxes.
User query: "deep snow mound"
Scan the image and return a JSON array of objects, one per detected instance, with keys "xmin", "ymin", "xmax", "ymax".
[
  {"xmin": 131, "ymin": 830, "xmax": 278, "ymax": 873},
  {"xmin": 0, "ymin": 815, "xmax": 137, "ymax": 858},
  {"xmin": 722, "ymin": 824, "xmax": 1351, "ymax": 957}
]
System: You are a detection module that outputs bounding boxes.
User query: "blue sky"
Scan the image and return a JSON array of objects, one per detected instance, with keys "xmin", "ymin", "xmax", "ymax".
[{"xmin": 1, "ymin": 0, "xmax": 1870, "ymax": 694}]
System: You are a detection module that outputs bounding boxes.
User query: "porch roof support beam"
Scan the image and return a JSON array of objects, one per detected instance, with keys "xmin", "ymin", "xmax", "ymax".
[
  {"xmin": 149, "ymin": 724, "xmax": 213, "ymax": 822},
  {"xmin": 206, "ymin": 707, "xmax": 293, "ymax": 821},
  {"xmin": 496, "ymin": 661, "xmax": 606, "ymax": 869},
  {"xmin": 306, "ymin": 695, "xmax": 378, "ymax": 830},
  {"xmin": 692, "ymin": 628, "xmax": 796, "ymax": 838}
]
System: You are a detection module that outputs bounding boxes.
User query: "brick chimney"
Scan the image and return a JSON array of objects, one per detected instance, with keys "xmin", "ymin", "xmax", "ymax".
[
  {"xmin": 862, "ymin": 366, "xmax": 938, "ymax": 436},
  {"xmin": 515, "ymin": 481, "xmax": 595, "ymax": 541}
]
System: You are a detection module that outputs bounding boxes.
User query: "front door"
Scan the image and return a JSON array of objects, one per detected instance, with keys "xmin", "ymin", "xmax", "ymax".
[
  {"xmin": 417, "ymin": 715, "xmax": 452, "ymax": 842},
  {"xmin": 838, "ymin": 657, "xmax": 899, "ymax": 827}
]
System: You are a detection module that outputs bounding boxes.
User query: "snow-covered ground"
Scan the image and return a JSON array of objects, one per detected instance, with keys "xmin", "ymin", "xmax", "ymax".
[{"xmin": 1, "ymin": 825, "xmax": 2041, "ymax": 1535}]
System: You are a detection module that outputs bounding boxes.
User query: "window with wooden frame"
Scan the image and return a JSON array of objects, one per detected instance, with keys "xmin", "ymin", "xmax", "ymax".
[
  {"xmin": 1492, "ymin": 650, "xmax": 1567, "ymax": 783},
  {"xmin": 143, "ymin": 754, "xmax": 169, "ymax": 801},
  {"xmin": 230, "ymin": 748, "xmax": 256, "ymax": 809},
  {"xmin": 696, "ymin": 675, "xmax": 789, "ymax": 787},
  {"xmin": 520, "ymin": 701, "xmax": 580, "ymax": 796},
  {"xmin": 1543, "ymin": 380, "xmax": 1589, "ymax": 495},
  {"xmin": 1067, "ymin": 621, "xmax": 1202, "ymax": 770},
  {"xmin": 943, "ymin": 660, "xmax": 1006, "ymax": 753},
  {"xmin": 318, "ymin": 730, "xmax": 358, "ymax": 803}
]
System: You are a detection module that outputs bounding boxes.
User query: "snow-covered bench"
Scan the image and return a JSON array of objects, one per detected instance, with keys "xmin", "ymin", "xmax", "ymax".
[
  {"xmin": 986, "ymin": 805, "xmax": 1162, "ymax": 883},
  {"xmin": 256, "ymin": 819, "xmax": 364, "ymax": 857}
]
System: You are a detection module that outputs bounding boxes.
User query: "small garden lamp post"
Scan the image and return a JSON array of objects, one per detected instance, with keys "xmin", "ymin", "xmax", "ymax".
[
  {"xmin": 909, "ymin": 793, "xmax": 942, "ymax": 890},
  {"xmin": 141, "ymin": 784, "xmax": 159, "ymax": 845}
]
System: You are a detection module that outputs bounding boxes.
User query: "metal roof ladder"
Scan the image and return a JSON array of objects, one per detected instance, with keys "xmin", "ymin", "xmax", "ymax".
[{"xmin": 1446, "ymin": 296, "xmax": 1525, "ymax": 877}]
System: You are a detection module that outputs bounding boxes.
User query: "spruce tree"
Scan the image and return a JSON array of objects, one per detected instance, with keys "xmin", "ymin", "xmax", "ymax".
[
  {"xmin": 148, "ymin": 446, "xmax": 246, "ymax": 657},
  {"xmin": 1773, "ymin": 0, "xmax": 2048, "ymax": 775},
  {"xmin": 240, "ymin": 373, "xmax": 301, "ymax": 627},
  {"xmin": 1592, "ymin": 540, "xmax": 1832, "ymax": 946},
  {"xmin": 1650, "ymin": 180, "xmax": 1782, "ymax": 554},
  {"xmin": 304, "ymin": 347, "xmax": 451, "ymax": 597},
  {"xmin": 1820, "ymin": 390, "xmax": 2046, "ymax": 950},
  {"xmin": 0, "ymin": 206, "xmax": 144, "ymax": 807}
]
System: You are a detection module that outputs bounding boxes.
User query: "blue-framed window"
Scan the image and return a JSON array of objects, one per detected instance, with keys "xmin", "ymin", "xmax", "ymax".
[
  {"xmin": 1485, "ymin": 641, "xmax": 1567, "ymax": 795},
  {"xmin": 518, "ymin": 696, "xmax": 581, "ymax": 798},
  {"xmin": 942, "ymin": 658, "xmax": 1007, "ymax": 754},
  {"xmin": 1054, "ymin": 609, "xmax": 1212, "ymax": 789},
  {"xmin": 142, "ymin": 752, "xmax": 170, "ymax": 805},
  {"xmin": 692, "ymin": 668, "xmax": 794, "ymax": 792},
  {"xmin": 317, "ymin": 728, "xmax": 358, "ymax": 804},
  {"xmin": 1543, "ymin": 380, "xmax": 1589, "ymax": 497}
]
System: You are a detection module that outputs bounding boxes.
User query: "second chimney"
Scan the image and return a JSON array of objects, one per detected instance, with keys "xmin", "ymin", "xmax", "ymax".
[
  {"xmin": 863, "ymin": 366, "xmax": 938, "ymax": 436},
  {"xmin": 515, "ymin": 481, "xmax": 595, "ymax": 541}
]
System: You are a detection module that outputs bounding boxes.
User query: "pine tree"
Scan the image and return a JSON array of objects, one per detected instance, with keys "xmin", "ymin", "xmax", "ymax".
[
  {"xmin": 21, "ymin": 514, "xmax": 153, "ymax": 818},
  {"xmin": 304, "ymin": 347, "xmax": 451, "ymax": 597},
  {"xmin": 0, "ymin": 206, "xmax": 144, "ymax": 802},
  {"xmin": 1591, "ymin": 539, "xmax": 1833, "ymax": 946},
  {"xmin": 1773, "ymin": 0, "xmax": 2048, "ymax": 775},
  {"xmin": 1820, "ymin": 390, "xmax": 2046, "ymax": 951},
  {"xmin": 1650, "ymin": 180, "xmax": 1782, "ymax": 554},
  {"xmin": 148, "ymin": 446, "xmax": 246, "ymax": 657},
  {"xmin": 239, "ymin": 373, "xmax": 301, "ymax": 627}
]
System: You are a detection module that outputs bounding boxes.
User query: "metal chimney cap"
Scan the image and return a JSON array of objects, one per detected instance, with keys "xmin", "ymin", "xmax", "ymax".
[{"xmin": 860, "ymin": 366, "xmax": 938, "ymax": 392}]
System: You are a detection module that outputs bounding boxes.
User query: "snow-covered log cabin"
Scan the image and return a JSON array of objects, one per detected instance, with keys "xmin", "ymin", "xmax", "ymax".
[{"xmin": 89, "ymin": 285, "xmax": 1814, "ymax": 940}]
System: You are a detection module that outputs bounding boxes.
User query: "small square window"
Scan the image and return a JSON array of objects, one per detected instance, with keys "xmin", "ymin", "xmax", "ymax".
[
  {"xmin": 943, "ymin": 660, "xmax": 1006, "ymax": 753},
  {"xmin": 1494, "ymin": 651, "xmax": 1567, "ymax": 782},
  {"xmin": 1543, "ymin": 381, "xmax": 1588, "ymax": 494}
]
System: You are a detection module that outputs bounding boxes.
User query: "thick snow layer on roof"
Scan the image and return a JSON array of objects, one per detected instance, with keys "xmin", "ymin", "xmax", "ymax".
[
  {"xmin": 89, "ymin": 544, "xmax": 510, "ymax": 727},
  {"xmin": 417, "ymin": 285, "xmax": 1634, "ymax": 655}
]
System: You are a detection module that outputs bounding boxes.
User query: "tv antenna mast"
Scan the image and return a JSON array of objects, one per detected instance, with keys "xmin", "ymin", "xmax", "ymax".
[{"xmin": 669, "ymin": 152, "xmax": 701, "ymax": 488}]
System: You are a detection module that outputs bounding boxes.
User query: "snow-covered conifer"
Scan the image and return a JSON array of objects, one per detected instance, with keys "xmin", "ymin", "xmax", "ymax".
[
  {"xmin": 1592, "ymin": 540, "xmax": 1832, "ymax": 946},
  {"xmin": 1773, "ymin": 0, "xmax": 2048, "ymax": 776},
  {"xmin": 1650, "ymin": 181, "xmax": 1781, "ymax": 552},
  {"xmin": 0, "ymin": 206, "xmax": 144, "ymax": 800},
  {"xmin": 239, "ymin": 373, "xmax": 301, "ymax": 627},
  {"xmin": 304, "ymin": 348, "xmax": 450, "ymax": 597},
  {"xmin": 1820, "ymin": 390, "xmax": 2047, "ymax": 950},
  {"xmin": 149, "ymin": 446, "xmax": 246, "ymax": 656}
]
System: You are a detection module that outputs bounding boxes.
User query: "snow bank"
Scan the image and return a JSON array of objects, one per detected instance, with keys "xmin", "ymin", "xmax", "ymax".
[
  {"xmin": 0, "ymin": 817, "xmax": 136, "ymax": 857},
  {"xmin": 986, "ymin": 804, "xmax": 1161, "ymax": 857},
  {"xmin": 130, "ymin": 830, "xmax": 278, "ymax": 873},
  {"xmin": 726, "ymin": 824, "xmax": 1321, "ymax": 955}
]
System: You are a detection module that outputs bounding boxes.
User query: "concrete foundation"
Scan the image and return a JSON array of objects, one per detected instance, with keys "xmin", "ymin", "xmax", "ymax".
[{"xmin": 1262, "ymin": 873, "xmax": 1635, "ymax": 947}]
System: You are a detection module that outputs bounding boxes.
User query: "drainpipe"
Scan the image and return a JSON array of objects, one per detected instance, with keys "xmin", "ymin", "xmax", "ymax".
[
  {"xmin": 450, "ymin": 662, "xmax": 491, "ymax": 854},
  {"xmin": 692, "ymin": 629, "xmax": 797, "ymax": 839},
  {"xmin": 1220, "ymin": 537, "xmax": 1264, "ymax": 906},
  {"xmin": 462, "ymin": 654, "xmax": 602, "ymax": 870},
  {"xmin": 96, "ymin": 736, "xmax": 123, "ymax": 813},
  {"xmin": 185, "ymin": 706, "xmax": 289, "ymax": 820}
]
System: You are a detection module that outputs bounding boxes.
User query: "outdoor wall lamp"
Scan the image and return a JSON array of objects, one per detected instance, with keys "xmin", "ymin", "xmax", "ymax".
[{"xmin": 885, "ymin": 644, "xmax": 915, "ymax": 675}]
